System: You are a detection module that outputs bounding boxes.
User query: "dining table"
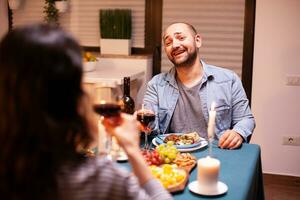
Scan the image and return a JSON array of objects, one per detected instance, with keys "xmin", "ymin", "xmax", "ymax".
[{"xmin": 118, "ymin": 141, "xmax": 265, "ymax": 200}]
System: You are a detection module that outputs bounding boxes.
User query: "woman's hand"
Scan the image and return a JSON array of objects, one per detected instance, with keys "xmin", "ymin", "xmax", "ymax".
[
  {"xmin": 102, "ymin": 113, "xmax": 140, "ymax": 154},
  {"xmin": 102, "ymin": 113, "xmax": 154, "ymax": 185}
]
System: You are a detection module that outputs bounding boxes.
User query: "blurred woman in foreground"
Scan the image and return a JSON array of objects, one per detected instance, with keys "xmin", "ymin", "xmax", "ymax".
[{"xmin": 0, "ymin": 24, "xmax": 172, "ymax": 200}]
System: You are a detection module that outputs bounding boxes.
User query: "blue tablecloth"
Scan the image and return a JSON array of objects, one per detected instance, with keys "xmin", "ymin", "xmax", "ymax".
[{"xmin": 118, "ymin": 142, "xmax": 264, "ymax": 200}]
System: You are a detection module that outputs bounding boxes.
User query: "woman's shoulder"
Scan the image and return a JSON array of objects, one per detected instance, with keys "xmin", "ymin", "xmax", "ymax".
[
  {"xmin": 57, "ymin": 157, "xmax": 137, "ymax": 199},
  {"xmin": 61, "ymin": 157, "xmax": 131, "ymax": 180},
  {"xmin": 58, "ymin": 157, "xmax": 172, "ymax": 200}
]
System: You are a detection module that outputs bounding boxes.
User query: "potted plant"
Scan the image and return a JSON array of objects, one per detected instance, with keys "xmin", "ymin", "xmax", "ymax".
[
  {"xmin": 44, "ymin": 0, "xmax": 59, "ymax": 26},
  {"xmin": 99, "ymin": 9, "xmax": 132, "ymax": 55},
  {"xmin": 83, "ymin": 52, "xmax": 98, "ymax": 72}
]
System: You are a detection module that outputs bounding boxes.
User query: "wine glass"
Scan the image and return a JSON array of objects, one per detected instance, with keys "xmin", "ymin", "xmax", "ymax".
[
  {"xmin": 93, "ymin": 83, "xmax": 122, "ymax": 159},
  {"xmin": 136, "ymin": 104, "xmax": 155, "ymax": 150}
]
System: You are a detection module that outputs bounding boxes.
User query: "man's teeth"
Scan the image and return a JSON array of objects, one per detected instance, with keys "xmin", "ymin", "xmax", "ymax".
[{"xmin": 173, "ymin": 51, "xmax": 184, "ymax": 56}]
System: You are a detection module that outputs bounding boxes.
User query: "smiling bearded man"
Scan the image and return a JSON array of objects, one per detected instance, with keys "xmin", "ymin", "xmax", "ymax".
[
  {"xmin": 163, "ymin": 23, "xmax": 199, "ymax": 68},
  {"xmin": 143, "ymin": 22, "xmax": 255, "ymax": 150}
]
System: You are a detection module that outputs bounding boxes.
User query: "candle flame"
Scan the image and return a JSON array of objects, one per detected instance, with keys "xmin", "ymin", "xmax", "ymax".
[{"xmin": 210, "ymin": 101, "xmax": 216, "ymax": 111}]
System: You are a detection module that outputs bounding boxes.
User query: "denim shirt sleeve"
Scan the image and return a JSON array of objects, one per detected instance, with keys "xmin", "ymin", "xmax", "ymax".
[
  {"xmin": 206, "ymin": 65, "xmax": 255, "ymax": 142},
  {"xmin": 230, "ymin": 73, "xmax": 255, "ymax": 141}
]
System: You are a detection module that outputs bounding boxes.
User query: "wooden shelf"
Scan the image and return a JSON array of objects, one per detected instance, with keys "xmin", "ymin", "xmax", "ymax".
[
  {"xmin": 98, "ymin": 54, "xmax": 152, "ymax": 59},
  {"xmin": 83, "ymin": 50, "xmax": 151, "ymax": 59}
]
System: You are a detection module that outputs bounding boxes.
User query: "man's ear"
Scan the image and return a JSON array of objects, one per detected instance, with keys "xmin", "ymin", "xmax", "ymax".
[{"xmin": 195, "ymin": 34, "xmax": 202, "ymax": 48}]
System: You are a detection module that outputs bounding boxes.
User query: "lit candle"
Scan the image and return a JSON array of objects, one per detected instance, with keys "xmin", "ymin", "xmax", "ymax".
[
  {"xmin": 207, "ymin": 101, "xmax": 216, "ymax": 139},
  {"xmin": 197, "ymin": 156, "xmax": 220, "ymax": 189}
]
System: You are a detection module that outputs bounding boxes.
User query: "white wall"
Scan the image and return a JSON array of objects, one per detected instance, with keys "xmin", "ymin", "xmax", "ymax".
[
  {"xmin": 252, "ymin": 0, "xmax": 300, "ymax": 176},
  {"xmin": 0, "ymin": 0, "xmax": 9, "ymax": 40}
]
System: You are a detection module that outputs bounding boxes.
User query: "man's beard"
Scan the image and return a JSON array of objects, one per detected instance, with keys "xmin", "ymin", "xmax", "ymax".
[{"xmin": 171, "ymin": 49, "xmax": 198, "ymax": 68}]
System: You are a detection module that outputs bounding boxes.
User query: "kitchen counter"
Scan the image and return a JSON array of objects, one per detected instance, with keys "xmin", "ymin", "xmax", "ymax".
[{"xmin": 83, "ymin": 56, "xmax": 151, "ymax": 106}]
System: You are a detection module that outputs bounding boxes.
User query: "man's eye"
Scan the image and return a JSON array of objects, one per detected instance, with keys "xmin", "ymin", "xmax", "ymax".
[{"xmin": 165, "ymin": 41, "xmax": 172, "ymax": 46}]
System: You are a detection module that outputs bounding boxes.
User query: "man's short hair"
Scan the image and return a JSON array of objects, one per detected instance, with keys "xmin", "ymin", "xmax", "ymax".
[{"xmin": 167, "ymin": 22, "xmax": 197, "ymax": 35}]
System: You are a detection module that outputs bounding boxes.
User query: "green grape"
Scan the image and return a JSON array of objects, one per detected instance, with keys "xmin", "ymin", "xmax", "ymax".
[
  {"xmin": 157, "ymin": 144, "xmax": 165, "ymax": 151},
  {"xmin": 167, "ymin": 141, "xmax": 174, "ymax": 146},
  {"xmin": 170, "ymin": 149, "xmax": 178, "ymax": 155},
  {"xmin": 163, "ymin": 150, "xmax": 169, "ymax": 156},
  {"xmin": 164, "ymin": 157, "xmax": 171, "ymax": 164},
  {"xmin": 168, "ymin": 152, "xmax": 177, "ymax": 160},
  {"xmin": 160, "ymin": 154, "xmax": 165, "ymax": 159}
]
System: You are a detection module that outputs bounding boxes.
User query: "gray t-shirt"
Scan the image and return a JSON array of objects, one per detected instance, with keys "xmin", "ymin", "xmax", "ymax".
[{"xmin": 169, "ymin": 78, "xmax": 207, "ymax": 138}]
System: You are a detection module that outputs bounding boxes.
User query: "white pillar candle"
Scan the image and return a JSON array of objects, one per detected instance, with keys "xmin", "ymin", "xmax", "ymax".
[
  {"xmin": 207, "ymin": 101, "xmax": 216, "ymax": 139},
  {"xmin": 197, "ymin": 156, "xmax": 220, "ymax": 188}
]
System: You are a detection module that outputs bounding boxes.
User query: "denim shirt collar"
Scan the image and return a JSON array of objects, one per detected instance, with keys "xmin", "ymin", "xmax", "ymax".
[
  {"xmin": 202, "ymin": 60, "xmax": 214, "ymax": 82},
  {"xmin": 164, "ymin": 60, "xmax": 214, "ymax": 88},
  {"xmin": 164, "ymin": 67, "xmax": 178, "ymax": 89}
]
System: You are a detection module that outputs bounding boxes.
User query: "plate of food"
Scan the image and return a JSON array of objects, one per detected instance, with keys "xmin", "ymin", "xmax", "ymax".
[{"xmin": 154, "ymin": 132, "xmax": 207, "ymax": 149}]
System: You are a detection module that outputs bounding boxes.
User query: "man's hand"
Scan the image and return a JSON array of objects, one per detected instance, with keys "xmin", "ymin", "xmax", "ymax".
[{"xmin": 218, "ymin": 130, "xmax": 244, "ymax": 149}]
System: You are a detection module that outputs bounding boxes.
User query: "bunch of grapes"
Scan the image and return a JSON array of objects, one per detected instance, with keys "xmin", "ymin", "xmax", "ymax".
[{"xmin": 156, "ymin": 141, "xmax": 179, "ymax": 164}]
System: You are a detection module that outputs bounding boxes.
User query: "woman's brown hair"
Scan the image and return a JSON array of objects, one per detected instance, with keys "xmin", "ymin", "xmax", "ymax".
[{"xmin": 0, "ymin": 24, "xmax": 96, "ymax": 199}]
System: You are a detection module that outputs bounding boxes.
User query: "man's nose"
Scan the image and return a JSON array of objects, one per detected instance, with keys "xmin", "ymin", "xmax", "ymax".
[{"xmin": 172, "ymin": 39, "xmax": 180, "ymax": 48}]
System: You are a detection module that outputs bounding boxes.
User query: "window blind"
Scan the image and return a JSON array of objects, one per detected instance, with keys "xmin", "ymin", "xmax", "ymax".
[
  {"xmin": 162, "ymin": 0, "xmax": 245, "ymax": 77},
  {"xmin": 12, "ymin": 0, "xmax": 145, "ymax": 48}
]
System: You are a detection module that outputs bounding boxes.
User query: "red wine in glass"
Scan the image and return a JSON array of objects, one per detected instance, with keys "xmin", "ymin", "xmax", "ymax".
[
  {"xmin": 94, "ymin": 103, "xmax": 122, "ymax": 126},
  {"xmin": 94, "ymin": 103, "xmax": 120, "ymax": 116},
  {"xmin": 137, "ymin": 112, "xmax": 155, "ymax": 128},
  {"xmin": 137, "ymin": 111, "xmax": 155, "ymax": 150}
]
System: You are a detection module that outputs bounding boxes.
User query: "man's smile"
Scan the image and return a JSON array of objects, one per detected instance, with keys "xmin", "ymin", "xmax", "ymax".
[{"xmin": 172, "ymin": 49, "xmax": 185, "ymax": 57}]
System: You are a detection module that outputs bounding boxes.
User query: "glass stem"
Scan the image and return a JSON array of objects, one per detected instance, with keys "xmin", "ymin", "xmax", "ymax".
[
  {"xmin": 144, "ymin": 131, "xmax": 148, "ymax": 150},
  {"xmin": 106, "ymin": 134, "xmax": 112, "ymax": 160}
]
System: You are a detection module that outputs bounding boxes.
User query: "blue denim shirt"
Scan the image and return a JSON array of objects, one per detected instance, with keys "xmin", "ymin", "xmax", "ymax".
[{"xmin": 143, "ymin": 61, "xmax": 255, "ymax": 141}]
